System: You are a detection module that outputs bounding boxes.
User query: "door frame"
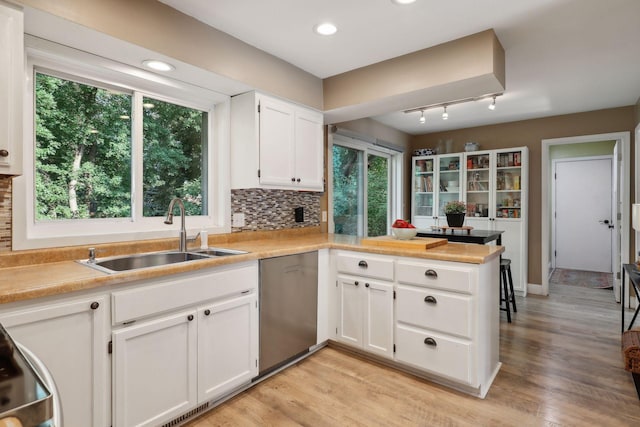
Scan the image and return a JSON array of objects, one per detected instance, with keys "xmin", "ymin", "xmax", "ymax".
[
  {"xmin": 551, "ymin": 155, "xmax": 614, "ymax": 272},
  {"xmin": 539, "ymin": 132, "xmax": 630, "ymax": 297}
]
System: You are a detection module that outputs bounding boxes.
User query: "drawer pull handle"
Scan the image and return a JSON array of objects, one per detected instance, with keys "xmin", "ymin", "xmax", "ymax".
[
  {"xmin": 358, "ymin": 260, "xmax": 368, "ymax": 268},
  {"xmin": 354, "ymin": 281, "xmax": 359, "ymax": 286},
  {"xmin": 424, "ymin": 337, "xmax": 438, "ymax": 347},
  {"xmin": 424, "ymin": 296, "xmax": 437, "ymax": 304},
  {"xmin": 188, "ymin": 314, "xmax": 194, "ymax": 321},
  {"xmin": 365, "ymin": 283, "xmax": 370, "ymax": 288},
  {"xmin": 204, "ymin": 309, "xmax": 211, "ymax": 316},
  {"xmin": 0, "ymin": 150, "xmax": 8, "ymax": 157},
  {"xmin": 425, "ymin": 269, "xmax": 438, "ymax": 278},
  {"xmin": 90, "ymin": 301, "xmax": 100, "ymax": 310}
]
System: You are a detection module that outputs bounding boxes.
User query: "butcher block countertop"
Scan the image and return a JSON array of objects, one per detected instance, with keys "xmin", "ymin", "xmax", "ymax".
[{"xmin": 0, "ymin": 229, "xmax": 503, "ymax": 304}]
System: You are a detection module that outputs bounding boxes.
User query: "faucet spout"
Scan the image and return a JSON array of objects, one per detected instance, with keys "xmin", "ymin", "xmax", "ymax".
[{"xmin": 165, "ymin": 197, "xmax": 187, "ymax": 252}]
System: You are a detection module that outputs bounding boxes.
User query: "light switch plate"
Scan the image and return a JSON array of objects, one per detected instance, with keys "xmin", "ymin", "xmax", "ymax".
[{"xmin": 232, "ymin": 213, "xmax": 245, "ymax": 227}]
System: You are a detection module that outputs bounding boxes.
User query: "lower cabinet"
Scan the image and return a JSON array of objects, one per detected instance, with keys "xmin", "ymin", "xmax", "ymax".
[
  {"xmin": 337, "ymin": 275, "xmax": 394, "ymax": 359},
  {"xmin": 333, "ymin": 250, "xmax": 500, "ymax": 398},
  {"xmin": 111, "ymin": 262, "xmax": 259, "ymax": 427},
  {"xmin": 0, "ymin": 294, "xmax": 110, "ymax": 427}
]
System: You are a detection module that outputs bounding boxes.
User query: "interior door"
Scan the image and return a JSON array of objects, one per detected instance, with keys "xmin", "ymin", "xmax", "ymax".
[{"xmin": 554, "ymin": 157, "xmax": 613, "ymax": 272}]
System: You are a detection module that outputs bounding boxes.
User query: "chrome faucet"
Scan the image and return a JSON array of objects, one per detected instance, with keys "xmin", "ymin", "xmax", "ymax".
[{"xmin": 164, "ymin": 197, "xmax": 187, "ymax": 252}]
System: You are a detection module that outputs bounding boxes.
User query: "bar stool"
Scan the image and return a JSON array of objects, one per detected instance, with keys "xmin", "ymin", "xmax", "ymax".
[{"xmin": 500, "ymin": 258, "xmax": 517, "ymax": 322}]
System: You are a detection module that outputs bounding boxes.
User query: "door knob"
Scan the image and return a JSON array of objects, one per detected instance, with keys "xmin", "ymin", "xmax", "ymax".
[{"xmin": 599, "ymin": 219, "xmax": 610, "ymax": 224}]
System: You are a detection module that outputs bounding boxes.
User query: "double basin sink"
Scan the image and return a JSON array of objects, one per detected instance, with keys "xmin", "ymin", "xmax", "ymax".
[{"xmin": 80, "ymin": 247, "xmax": 247, "ymax": 274}]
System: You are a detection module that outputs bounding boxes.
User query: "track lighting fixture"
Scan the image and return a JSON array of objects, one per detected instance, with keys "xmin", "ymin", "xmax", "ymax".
[{"xmin": 404, "ymin": 93, "xmax": 502, "ymax": 125}]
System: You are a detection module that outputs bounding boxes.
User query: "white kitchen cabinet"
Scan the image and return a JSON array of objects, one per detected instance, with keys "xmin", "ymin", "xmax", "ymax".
[
  {"xmin": 0, "ymin": 1, "xmax": 23, "ymax": 175},
  {"xmin": 111, "ymin": 262, "xmax": 259, "ymax": 426},
  {"xmin": 197, "ymin": 293, "xmax": 258, "ymax": 403},
  {"xmin": 231, "ymin": 91, "xmax": 324, "ymax": 191},
  {"xmin": 464, "ymin": 147, "xmax": 528, "ymax": 295},
  {"xmin": 0, "ymin": 294, "xmax": 110, "ymax": 427},
  {"xmin": 335, "ymin": 251, "xmax": 394, "ymax": 359},
  {"xmin": 411, "ymin": 153, "xmax": 463, "ymax": 229},
  {"xmin": 112, "ymin": 309, "xmax": 198, "ymax": 427}
]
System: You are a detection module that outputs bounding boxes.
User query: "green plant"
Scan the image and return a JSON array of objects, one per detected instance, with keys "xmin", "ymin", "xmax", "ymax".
[{"xmin": 444, "ymin": 200, "xmax": 466, "ymax": 214}]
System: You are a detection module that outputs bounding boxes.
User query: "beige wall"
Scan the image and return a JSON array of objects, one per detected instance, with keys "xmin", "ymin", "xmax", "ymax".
[
  {"xmin": 411, "ymin": 106, "xmax": 636, "ymax": 285},
  {"xmin": 17, "ymin": 0, "xmax": 324, "ymax": 109}
]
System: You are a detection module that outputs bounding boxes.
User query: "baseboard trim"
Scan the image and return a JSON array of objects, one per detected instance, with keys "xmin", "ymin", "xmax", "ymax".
[{"xmin": 527, "ymin": 283, "xmax": 546, "ymax": 295}]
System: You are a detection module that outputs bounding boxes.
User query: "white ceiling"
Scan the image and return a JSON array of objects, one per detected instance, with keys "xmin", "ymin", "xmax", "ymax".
[{"xmin": 162, "ymin": 0, "xmax": 640, "ymax": 135}]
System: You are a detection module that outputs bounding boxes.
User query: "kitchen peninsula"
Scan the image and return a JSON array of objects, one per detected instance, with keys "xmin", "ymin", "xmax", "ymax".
[{"xmin": 0, "ymin": 230, "xmax": 503, "ymax": 426}]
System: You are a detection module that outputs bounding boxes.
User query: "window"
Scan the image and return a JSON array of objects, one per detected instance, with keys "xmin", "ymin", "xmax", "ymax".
[
  {"xmin": 14, "ymin": 37, "xmax": 230, "ymax": 250},
  {"xmin": 331, "ymin": 135, "xmax": 402, "ymax": 237}
]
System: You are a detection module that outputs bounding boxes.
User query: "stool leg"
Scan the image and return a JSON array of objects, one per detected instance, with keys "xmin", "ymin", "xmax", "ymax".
[
  {"xmin": 633, "ymin": 373, "xmax": 640, "ymax": 400},
  {"xmin": 507, "ymin": 266, "xmax": 517, "ymax": 312},
  {"xmin": 501, "ymin": 268, "xmax": 511, "ymax": 323}
]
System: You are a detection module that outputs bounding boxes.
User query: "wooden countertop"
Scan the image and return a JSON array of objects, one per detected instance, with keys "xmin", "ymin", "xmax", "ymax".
[{"xmin": 0, "ymin": 232, "xmax": 503, "ymax": 304}]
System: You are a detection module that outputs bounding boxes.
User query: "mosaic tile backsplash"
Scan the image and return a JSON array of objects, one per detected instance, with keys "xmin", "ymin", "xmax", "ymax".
[
  {"xmin": 0, "ymin": 176, "xmax": 11, "ymax": 251},
  {"xmin": 231, "ymin": 188, "xmax": 321, "ymax": 232}
]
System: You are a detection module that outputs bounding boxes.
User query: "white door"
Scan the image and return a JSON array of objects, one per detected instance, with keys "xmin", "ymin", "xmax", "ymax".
[
  {"xmin": 259, "ymin": 97, "xmax": 295, "ymax": 187},
  {"xmin": 337, "ymin": 276, "xmax": 363, "ymax": 347},
  {"xmin": 554, "ymin": 157, "xmax": 613, "ymax": 272},
  {"xmin": 0, "ymin": 296, "xmax": 109, "ymax": 427},
  {"xmin": 113, "ymin": 310, "xmax": 198, "ymax": 427},
  {"xmin": 294, "ymin": 110, "xmax": 324, "ymax": 190},
  {"xmin": 198, "ymin": 294, "xmax": 258, "ymax": 403},
  {"xmin": 363, "ymin": 280, "xmax": 394, "ymax": 358}
]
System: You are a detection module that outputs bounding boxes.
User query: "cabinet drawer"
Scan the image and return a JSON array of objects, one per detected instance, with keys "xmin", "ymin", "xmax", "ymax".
[
  {"xmin": 336, "ymin": 252, "xmax": 394, "ymax": 281},
  {"xmin": 395, "ymin": 324, "xmax": 473, "ymax": 385},
  {"xmin": 396, "ymin": 260, "xmax": 473, "ymax": 294},
  {"xmin": 112, "ymin": 261, "xmax": 258, "ymax": 324},
  {"xmin": 396, "ymin": 285, "xmax": 472, "ymax": 338}
]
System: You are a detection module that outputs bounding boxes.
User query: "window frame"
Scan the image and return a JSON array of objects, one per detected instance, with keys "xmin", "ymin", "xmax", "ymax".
[{"xmin": 13, "ymin": 37, "xmax": 231, "ymax": 250}]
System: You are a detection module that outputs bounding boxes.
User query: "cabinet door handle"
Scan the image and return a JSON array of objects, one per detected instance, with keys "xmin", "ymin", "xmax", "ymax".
[
  {"xmin": 187, "ymin": 314, "xmax": 194, "ymax": 321},
  {"xmin": 296, "ymin": 178, "xmax": 301, "ymax": 183},
  {"xmin": 365, "ymin": 283, "xmax": 370, "ymax": 288},
  {"xmin": 425, "ymin": 269, "xmax": 438, "ymax": 278},
  {"xmin": 90, "ymin": 301, "xmax": 100, "ymax": 310},
  {"xmin": 354, "ymin": 281, "xmax": 359, "ymax": 286},
  {"xmin": 358, "ymin": 260, "xmax": 368, "ymax": 268},
  {"xmin": 0, "ymin": 150, "xmax": 8, "ymax": 157},
  {"xmin": 204, "ymin": 309, "xmax": 211, "ymax": 316},
  {"xmin": 424, "ymin": 337, "xmax": 437, "ymax": 347},
  {"xmin": 291, "ymin": 177, "xmax": 296, "ymax": 182},
  {"xmin": 424, "ymin": 296, "xmax": 437, "ymax": 304}
]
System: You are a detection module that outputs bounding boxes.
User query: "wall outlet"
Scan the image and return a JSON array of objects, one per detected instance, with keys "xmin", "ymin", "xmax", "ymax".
[
  {"xmin": 322, "ymin": 211, "xmax": 327, "ymax": 222},
  {"xmin": 232, "ymin": 213, "xmax": 245, "ymax": 227}
]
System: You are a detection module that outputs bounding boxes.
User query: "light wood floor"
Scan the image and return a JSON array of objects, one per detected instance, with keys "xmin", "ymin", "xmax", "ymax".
[{"xmin": 186, "ymin": 282, "xmax": 640, "ymax": 426}]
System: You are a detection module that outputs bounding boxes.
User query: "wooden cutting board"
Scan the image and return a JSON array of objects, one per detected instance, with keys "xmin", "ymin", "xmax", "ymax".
[{"xmin": 360, "ymin": 235, "xmax": 448, "ymax": 250}]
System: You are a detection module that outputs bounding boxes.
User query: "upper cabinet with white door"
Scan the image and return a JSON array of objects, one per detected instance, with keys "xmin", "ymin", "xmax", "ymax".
[
  {"xmin": 231, "ymin": 91, "xmax": 324, "ymax": 191},
  {"xmin": 0, "ymin": 1, "xmax": 23, "ymax": 175}
]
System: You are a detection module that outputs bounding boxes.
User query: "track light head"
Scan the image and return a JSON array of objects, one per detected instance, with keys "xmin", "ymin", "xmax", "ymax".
[
  {"xmin": 488, "ymin": 96, "xmax": 496, "ymax": 111},
  {"xmin": 419, "ymin": 110, "xmax": 425, "ymax": 124},
  {"xmin": 442, "ymin": 106, "xmax": 448, "ymax": 120}
]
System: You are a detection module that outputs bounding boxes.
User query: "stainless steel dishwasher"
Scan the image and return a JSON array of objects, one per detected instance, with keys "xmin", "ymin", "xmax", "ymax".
[{"xmin": 259, "ymin": 251, "xmax": 318, "ymax": 376}]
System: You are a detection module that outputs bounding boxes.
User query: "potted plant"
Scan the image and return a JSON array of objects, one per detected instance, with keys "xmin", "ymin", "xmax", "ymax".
[{"xmin": 444, "ymin": 201, "xmax": 466, "ymax": 227}]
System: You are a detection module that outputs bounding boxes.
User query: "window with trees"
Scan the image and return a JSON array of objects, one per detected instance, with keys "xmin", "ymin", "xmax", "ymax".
[
  {"xmin": 13, "ymin": 37, "xmax": 229, "ymax": 250},
  {"xmin": 35, "ymin": 72, "xmax": 207, "ymax": 221}
]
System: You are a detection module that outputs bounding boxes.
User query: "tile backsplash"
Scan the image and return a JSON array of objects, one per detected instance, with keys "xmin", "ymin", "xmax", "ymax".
[
  {"xmin": 0, "ymin": 176, "xmax": 11, "ymax": 251},
  {"xmin": 231, "ymin": 188, "xmax": 321, "ymax": 232}
]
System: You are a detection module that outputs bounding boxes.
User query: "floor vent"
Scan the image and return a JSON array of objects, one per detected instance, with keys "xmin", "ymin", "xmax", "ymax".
[{"xmin": 161, "ymin": 402, "xmax": 210, "ymax": 427}]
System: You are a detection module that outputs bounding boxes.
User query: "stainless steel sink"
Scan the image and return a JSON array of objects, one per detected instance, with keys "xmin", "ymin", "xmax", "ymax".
[
  {"xmin": 78, "ymin": 248, "xmax": 247, "ymax": 274},
  {"xmin": 193, "ymin": 247, "xmax": 248, "ymax": 257}
]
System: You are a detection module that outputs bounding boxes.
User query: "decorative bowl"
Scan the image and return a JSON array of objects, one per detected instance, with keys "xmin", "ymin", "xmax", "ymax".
[{"xmin": 391, "ymin": 227, "xmax": 418, "ymax": 240}]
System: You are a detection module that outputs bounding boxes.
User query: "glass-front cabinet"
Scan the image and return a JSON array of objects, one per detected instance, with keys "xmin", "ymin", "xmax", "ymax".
[
  {"xmin": 464, "ymin": 152, "xmax": 492, "ymax": 219},
  {"xmin": 411, "ymin": 154, "xmax": 463, "ymax": 228}
]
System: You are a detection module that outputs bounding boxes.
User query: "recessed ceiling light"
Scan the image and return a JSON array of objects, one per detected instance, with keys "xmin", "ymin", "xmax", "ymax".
[
  {"xmin": 392, "ymin": 0, "xmax": 417, "ymax": 5},
  {"xmin": 142, "ymin": 60, "xmax": 175, "ymax": 72},
  {"xmin": 314, "ymin": 23, "xmax": 337, "ymax": 36}
]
